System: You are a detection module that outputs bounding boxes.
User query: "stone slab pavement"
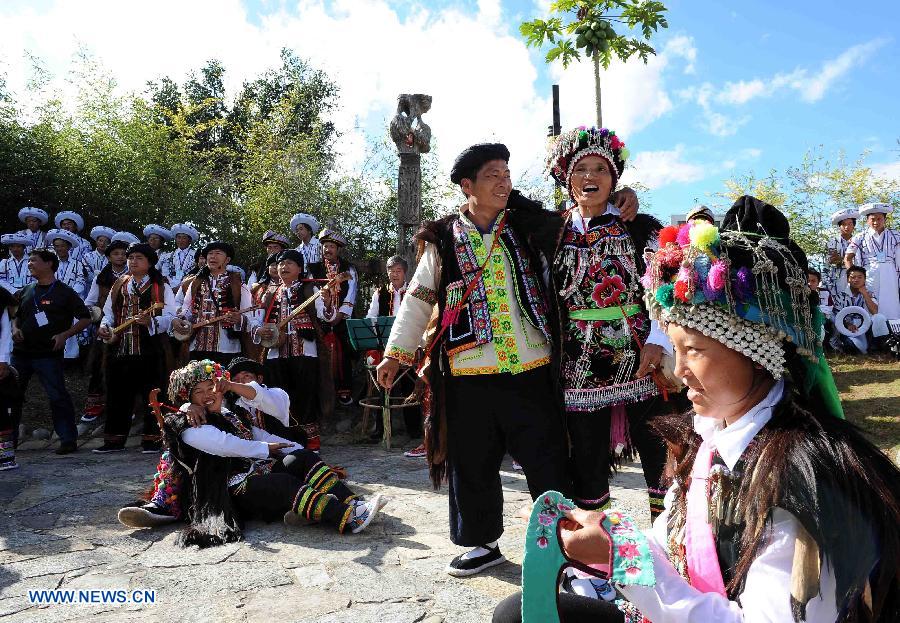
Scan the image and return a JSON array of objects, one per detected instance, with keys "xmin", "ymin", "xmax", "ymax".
[{"xmin": 1, "ymin": 440, "xmax": 652, "ymax": 623}]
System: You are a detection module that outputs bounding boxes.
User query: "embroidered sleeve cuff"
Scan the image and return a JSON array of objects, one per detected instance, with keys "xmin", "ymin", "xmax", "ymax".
[
  {"xmin": 409, "ymin": 281, "xmax": 437, "ymax": 305},
  {"xmin": 385, "ymin": 345, "xmax": 416, "ymax": 366}
]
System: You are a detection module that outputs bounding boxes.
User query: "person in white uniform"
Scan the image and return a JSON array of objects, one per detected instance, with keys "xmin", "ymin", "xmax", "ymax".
[
  {"xmin": 54, "ymin": 211, "xmax": 93, "ymax": 263},
  {"xmin": 845, "ymin": 203, "xmax": 900, "ymax": 321},
  {"xmin": 15, "ymin": 207, "xmax": 49, "ymax": 251},
  {"xmin": 825, "ymin": 207, "xmax": 857, "ymax": 297},
  {"xmin": 0, "ymin": 233, "xmax": 34, "ymax": 294}
]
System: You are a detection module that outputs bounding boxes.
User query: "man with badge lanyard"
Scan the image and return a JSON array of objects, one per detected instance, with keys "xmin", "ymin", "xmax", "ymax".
[
  {"xmin": 54, "ymin": 211, "xmax": 93, "ymax": 264},
  {"xmin": 46, "ymin": 228, "xmax": 89, "ymax": 360},
  {"xmin": 15, "ymin": 207, "xmax": 49, "ymax": 252},
  {"xmin": 175, "ymin": 240, "xmax": 252, "ymax": 367},
  {"xmin": 83, "ymin": 226, "xmax": 116, "ymax": 285},
  {"xmin": 11, "ymin": 248, "xmax": 92, "ymax": 454},
  {"xmin": 826, "ymin": 207, "xmax": 857, "ymax": 297},
  {"xmin": 0, "ymin": 234, "xmax": 34, "ymax": 294},
  {"xmin": 158, "ymin": 224, "xmax": 199, "ymax": 291},
  {"xmin": 845, "ymin": 203, "xmax": 900, "ymax": 322}
]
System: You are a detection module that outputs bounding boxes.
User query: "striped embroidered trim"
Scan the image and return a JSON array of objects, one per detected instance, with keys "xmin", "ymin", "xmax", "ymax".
[
  {"xmin": 409, "ymin": 281, "xmax": 437, "ymax": 305},
  {"xmin": 305, "ymin": 462, "xmax": 339, "ymax": 494},
  {"xmin": 449, "ymin": 355, "xmax": 550, "ymax": 377},
  {"xmin": 338, "ymin": 504, "xmax": 355, "ymax": 534},
  {"xmin": 385, "ymin": 345, "xmax": 416, "ymax": 366}
]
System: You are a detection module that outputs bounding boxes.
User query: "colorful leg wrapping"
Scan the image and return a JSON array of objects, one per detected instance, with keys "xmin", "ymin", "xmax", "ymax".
[
  {"xmin": 0, "ymin": 428, "xmax": 15, "ymax": 469},
  {"xmin": 305, "ymin": 461, "xmax": 359, "ymax": 504},
  {"xmin": 648, "ymin": 487, "xmax": 667, "ymax": 522},
  {"xmin": 291, "ymin": 485, "xmax": 353, "ymax": 532},
  {"xmin": 149, "ymin": 451, "xmax": 182, "ymax": 519},
  {"xmin": 575, "ymin": 491, "xmax": 611, "ymax": 512}
]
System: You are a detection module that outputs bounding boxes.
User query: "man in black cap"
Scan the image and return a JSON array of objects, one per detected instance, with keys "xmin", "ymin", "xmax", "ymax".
[
  {"xmin": 377, "ymin": 143, "xmax": 639, "ymax": 577},
  {"xmin": 80, "ymin": 238, "xmax": 131, "ymax": 424},
  {"xmin": 174, "ymin": 241, "xmax": 251, "ymax": 366},
  {"xmin": 94, "ymin": 243, "xmax": 177, "ymax": 453},
  {"xmin": 249, "ymin": 249, "xmax": 326, "ymax": 449}
]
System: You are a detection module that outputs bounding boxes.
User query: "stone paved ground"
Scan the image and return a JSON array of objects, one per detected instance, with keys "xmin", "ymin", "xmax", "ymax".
[{"xmin": 1, "ymin": 437, "xmax": 651, "ymax": 623}]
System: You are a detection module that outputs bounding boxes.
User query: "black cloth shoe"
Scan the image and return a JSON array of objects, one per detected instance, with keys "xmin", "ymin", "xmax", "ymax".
[
  {"xmin": 117, "ymin": 503, "xmax": 177, "ymax": 528},
  {"xmin": 445, "ymin": 544, "xmax": 506, "ymax": 577},
  {"xmin": 55, "ymin": 441, "xmax": 78, "ymax": 455},
  {"xmin": 92, "ymin": 443, "xmax": 125, "ymax": 454}
]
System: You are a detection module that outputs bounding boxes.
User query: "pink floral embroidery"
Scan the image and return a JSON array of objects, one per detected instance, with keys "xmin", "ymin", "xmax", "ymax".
[
  {"xmin": 591, "ymin": 275, "xmax": 626, "ymax": 308},
  {"xmin": 538, "ymin": 512, "xmax": 554, "ymax": 526},
  {"xmin": 537, "ymin": 536, "xmax": 549, "ymax": 549},
  {"xmin": 618, "ymin": 542, "xmax": 639, "ymax": 558}
]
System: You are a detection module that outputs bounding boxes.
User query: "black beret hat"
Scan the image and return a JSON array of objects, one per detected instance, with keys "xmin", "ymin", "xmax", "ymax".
[
  {"xmin": 201, "ymin": 240, "xmax": 235, "ymax": 260},
  {"xmin": 450, "ymin": 143, "xmax": 510, "ymax": 185},
  {"xmin": 105, "ymin": 239, "xmax": 130, "ymax": 257},
  {"xmin": 125, "ymin": 242, "xmax": 158, "ymax": 267},
  {"xmin": 227, "ymin": 356, "xmax": 265, "ymax": 378},
  {"xmin": 276, "ymin": 249, "xmax": 305, "ymax": 271}
]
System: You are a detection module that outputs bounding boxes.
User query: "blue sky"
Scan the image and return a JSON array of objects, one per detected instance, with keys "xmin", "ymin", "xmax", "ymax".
[{"xmin": 2, "ymin": 0, "xmax": 898, "ymax": 220}]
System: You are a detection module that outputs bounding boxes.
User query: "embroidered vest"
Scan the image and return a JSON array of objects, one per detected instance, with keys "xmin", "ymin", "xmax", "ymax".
[
  {"xmin": 190, "ymin": 271, "xmax": 243, "ymax": 351},
  {"xmin": 261, "ymin": 282, "xmax": 318, "ymax": 357},
  {"xmin": 433, "ymin": 214, "xmax": 551, "ymax": 357},
  {"xmin": 109, "ymin": 275, "xmax": 164, "ymax": 357}
]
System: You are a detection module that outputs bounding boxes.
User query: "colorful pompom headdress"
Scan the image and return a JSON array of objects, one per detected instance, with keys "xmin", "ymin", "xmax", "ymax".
[
  {"xmin": 168, "ymin": 359, "xmax": 225, "ymax": 403},
  {"xmin": 643, "ymin": 197, "xmax": 840, "ymax": 416},
  {"xmin": 546, "ymin": 126, "xmax": 629, "ymax": 195}
]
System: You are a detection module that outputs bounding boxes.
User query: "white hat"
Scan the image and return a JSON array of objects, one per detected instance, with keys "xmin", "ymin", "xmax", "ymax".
[
  {"xmin": 318, "ymin": 227, "xmax": 347, "ymax": 247},
  {"xmin": 226, "ymin": 264, "xmax": 246, "ymax": 281},
  {"xmin": 290, "ymin": 213, "xmax": 320, "ymax": 236},
  {"xmin": 170, "ymin": 223, "xmax": 200, "ymax": 242},
  {"xmin": 830, "ymin": 207, "xmax": 859, "ymax": 226},
  {"xmin": 45, "ymin": 228, "xmax": 81, "ymax": 248},
  {"xmin": 89, "ymin": 225, "xmax": 116, "ymax": 241},
  {"xmin": 1, "ymin": 233, "xmax": 30, "ymax": 247},
  {"xmin": 143, "ymin": 224, "xmax": 173, "ymax": 241},
  {"xmin": 857, "ymin": 203, "xmax": 894, "ymax": 218},
  {"xmin": 111, "ymin": 231, "xmax": 140, "ymax": 245},
  {"xmin": 54, "ymin": 211, "xmax": 85, "ymax": 232},
  {"xmin": 18, "ymin": 207, "xmax": 49, "ymax": 225},
  {"xmin": 262, "ymin": 230, "xmax": 290, "ymax": 247}
]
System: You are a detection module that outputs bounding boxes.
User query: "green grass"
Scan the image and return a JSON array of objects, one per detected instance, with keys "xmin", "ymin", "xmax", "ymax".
[{"xmin": 829, "ymin": 353, "xmax": 900, "ymax": 454}]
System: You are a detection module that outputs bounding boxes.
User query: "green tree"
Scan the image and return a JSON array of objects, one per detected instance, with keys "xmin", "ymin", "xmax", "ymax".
[{"xmin": 520, "ymin": 0, "xmax": 668, "ymax": 127}]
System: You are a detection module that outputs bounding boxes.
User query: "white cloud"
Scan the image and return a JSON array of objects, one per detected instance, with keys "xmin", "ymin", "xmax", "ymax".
[
  {"xmin": 550, "ymin": 34, "xmax": 697, "ymax": 142},
  {"xmin": 676, "ymin": 39, "xmax": 888, "ymax": 137},
  {"xmin": 622, "ymin": 145, "xmax": 706, "ymax": 189},
  {"xmin": 872, "ymin": 161, "xmax": 900, "ymax": 182}
]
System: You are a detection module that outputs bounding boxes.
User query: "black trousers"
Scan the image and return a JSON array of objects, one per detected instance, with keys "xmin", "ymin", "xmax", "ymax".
[
  {"xmin": 264, "ymin": 356, "xmax": 320, "ymax": 427},
  {"xmin": 492, "ymin": 591, "xmax": 624, "ymax": 623},
  {"xmin": 231, "ymin": 449, "xmax": 355, "ymax": 526},
  {"xmin": 445, "ymin": 365, "xmax": 570, "ymax": 546},
  {"xmin": 104, "ymin": 352, "xmax": 167, "ymax": 442},
  {"xmin": 567, "ymin": 395, "xmax": 668, "ymax": 517},
  {"xmin": 331, "ymin": 321, "xmax": 353, "ymax": 395}
]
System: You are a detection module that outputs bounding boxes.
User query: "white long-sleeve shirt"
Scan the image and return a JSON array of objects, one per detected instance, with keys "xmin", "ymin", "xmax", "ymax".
[
  {"xmin": 179, "ymin": 407, "xmax": 303, "ymax": 459},
  {"xmin": 618, "ymin": 380, "xmax": 840, "ymax": 622},
  {"xmin": 178, "ymin": 273, "xmax": 252, "ymax": 353},
  {"xmin": 235, "ymin": 381, "xmax": 291, "ymax": 428},
  {"xmin": 0, "ymin": 256, "xmax": 32, "ymax": 294},
  {"xmin": 248, "ymin": 283, "xmax": 328, "ymax": 358},
  {"xmin": 99, "ymin": 275, "xmax": 177, "ymax": 336},
  {"xmin": 0, "ymin": 310, "xmax": 11, "ymax": 365},
  {"xmin": 366, "ymin": 284, "xmax": 406, "ymax": 319}
]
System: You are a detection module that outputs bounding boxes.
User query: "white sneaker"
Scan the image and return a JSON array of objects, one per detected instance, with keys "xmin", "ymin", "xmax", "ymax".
[{"xmin": 348, "ymin": 495, "xmax": 384, "ymax": 534}]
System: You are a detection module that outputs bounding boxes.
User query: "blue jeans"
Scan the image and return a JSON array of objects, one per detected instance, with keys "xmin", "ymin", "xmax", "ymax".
[{"xmin": 11, "ymin": 354, "xmax": 78, "ymax": 444}]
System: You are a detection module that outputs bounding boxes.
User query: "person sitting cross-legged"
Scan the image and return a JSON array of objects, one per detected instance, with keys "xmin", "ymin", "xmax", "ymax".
[{"xmin": 136, "ymin": 360, "xmax": 385, "ymax": 546}]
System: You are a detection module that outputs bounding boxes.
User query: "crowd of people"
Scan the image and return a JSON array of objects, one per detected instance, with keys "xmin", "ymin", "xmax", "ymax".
[
  {"xmin": 808, "ymin": 203, "xmax": 900, "ymax": 355},
  {"xmin": 1, "ymin": 125, "xmax": 898, "ymax": 621}
]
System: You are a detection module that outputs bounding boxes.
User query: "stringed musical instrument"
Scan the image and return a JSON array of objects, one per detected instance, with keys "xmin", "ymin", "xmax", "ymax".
[
  {"xmin": 172, "ymin": 304, "xmax": 259, "ymax": 342},
  {"xmin": 258, "ymin": 272, "xmax": 351, "ymax": 349},
  {"xmin": 102, "ymin": 302, "xmax": 165, "ymax": 344}
]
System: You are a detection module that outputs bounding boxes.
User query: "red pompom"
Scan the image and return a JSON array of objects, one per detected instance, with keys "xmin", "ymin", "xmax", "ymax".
[
  {"xmin": 674, "ymin": 279, "xmax": 691, "ymax": 303},
  {"xmin": 658, "ymin": 226, "xmax": 679, "ymax": 247}
]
